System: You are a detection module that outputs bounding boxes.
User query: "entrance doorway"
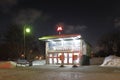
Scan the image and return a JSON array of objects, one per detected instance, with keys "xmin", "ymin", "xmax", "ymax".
[{"xmin": 47, "ymin": 52, "xmax": 81, "ymax": 65}]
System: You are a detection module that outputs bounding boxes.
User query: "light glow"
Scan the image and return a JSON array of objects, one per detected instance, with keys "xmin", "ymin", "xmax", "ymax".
[
  {"xmin": 26, "ymin": 28, "xmax": 31, "ymax": 33},
  {"xmin": 57, "ymin": 26, "xmax": 63, "ymax": 31}
]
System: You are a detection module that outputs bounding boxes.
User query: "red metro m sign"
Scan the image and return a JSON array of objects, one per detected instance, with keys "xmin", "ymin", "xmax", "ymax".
[
  {"xmin": 57, "ymin": 24, "xmax": 63, "ymax": 35},
  {"xmin": 57, "ymin": 26, "xmax": 63, "ymax": 32}
]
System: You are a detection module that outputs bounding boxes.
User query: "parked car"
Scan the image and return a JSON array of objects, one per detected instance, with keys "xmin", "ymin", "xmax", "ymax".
[{"xmin": 16, "ymin": 59, "xmax": 30, "ymax": 67}]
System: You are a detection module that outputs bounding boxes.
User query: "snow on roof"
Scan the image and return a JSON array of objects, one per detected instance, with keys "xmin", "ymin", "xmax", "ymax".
[{"xmin": 38, "ymin": 34, "xmax": 82, "ymax": 41}]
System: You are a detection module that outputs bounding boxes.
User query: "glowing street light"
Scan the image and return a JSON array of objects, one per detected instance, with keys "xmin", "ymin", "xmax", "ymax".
[
  {"xmin": 25, "ymin": 28, "xmax": 31, "ymax": 33},
  {"xmin": 23, "ymin": 24, "xmax": 31, "ymax": 59}
]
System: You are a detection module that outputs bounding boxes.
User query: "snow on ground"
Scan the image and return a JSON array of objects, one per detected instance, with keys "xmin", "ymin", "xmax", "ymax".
[
  {"xmin": 32, "ymin": 60, "xmax": 46, "ymax": 66},
  {"xmin": 101, "ymin": 55, "xmax": 120, "ymax": 67},
  {"xmin": 0, "ymin": 61, "xmax": 16, "ymax": 68}
]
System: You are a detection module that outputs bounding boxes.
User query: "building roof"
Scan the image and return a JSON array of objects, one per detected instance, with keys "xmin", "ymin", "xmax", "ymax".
[{"xmin": 38, "ymin": 34, "xmax": 82, "ymax": 41}]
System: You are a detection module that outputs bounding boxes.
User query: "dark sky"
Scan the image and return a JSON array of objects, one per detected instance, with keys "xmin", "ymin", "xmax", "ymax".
[{"xmin": 0, "ymin": 0, "xmax": 120, "ymax": 46}]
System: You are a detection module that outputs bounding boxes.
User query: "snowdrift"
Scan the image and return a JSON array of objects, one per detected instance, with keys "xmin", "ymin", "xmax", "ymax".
[
  {"xmin": 101, "ymin": 55, "xmax": 120, "ymax": 67},
  {"xmin": 32, "ymin": 60, "xmax": 46, "ymax": 66},
  {"xmin": 0, "ymin": 61, "xmax": 16, "ymax": 68}
]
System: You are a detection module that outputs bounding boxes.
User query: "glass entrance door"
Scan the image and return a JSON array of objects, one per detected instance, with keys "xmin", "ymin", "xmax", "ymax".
[{"xmin": 48, "ymin": 52, "xmax": 80, "ymax": 65}]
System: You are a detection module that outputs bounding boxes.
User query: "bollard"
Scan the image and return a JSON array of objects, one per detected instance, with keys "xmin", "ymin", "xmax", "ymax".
[
  {"xmin": 72, "ymin": 55, "xmax": 78, "ymax": 67},
  {"xmin": 59, "ymin": 55, "xmax": 64, "ymax": 67}
]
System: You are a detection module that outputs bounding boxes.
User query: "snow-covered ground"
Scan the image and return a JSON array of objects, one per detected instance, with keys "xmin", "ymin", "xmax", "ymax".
[
  {"xmin": 101, "ymin": 55, "xmax": 120, "ymax": 67},
  {"xmin": 0, "ymin": 60, "xmax": 46, "ymax": 68},
  {"xmin": 32, "ymin": 60, "xmax": 46, "ymax": 66}
]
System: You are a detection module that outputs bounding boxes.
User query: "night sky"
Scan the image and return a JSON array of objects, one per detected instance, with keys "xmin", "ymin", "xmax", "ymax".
[{"xmin": 0, "ymin": 0, "xmax": 120, "ymax": 46}]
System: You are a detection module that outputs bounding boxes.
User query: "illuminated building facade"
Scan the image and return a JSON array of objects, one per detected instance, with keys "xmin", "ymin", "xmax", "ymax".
[{"xmin": 39, "ymin": 34, "xmax": 89, "ymax": 65}]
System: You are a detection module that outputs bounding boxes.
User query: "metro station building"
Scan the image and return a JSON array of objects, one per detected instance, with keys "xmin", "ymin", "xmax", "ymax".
[{"xmin": 39, "ymin": 34, "xmax": 91, "ymax": 65}]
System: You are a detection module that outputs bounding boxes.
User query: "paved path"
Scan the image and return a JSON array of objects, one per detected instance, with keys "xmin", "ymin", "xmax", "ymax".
[{"xmin": 0, "ymin": 65, "xmax": 120, "ymax": 80}]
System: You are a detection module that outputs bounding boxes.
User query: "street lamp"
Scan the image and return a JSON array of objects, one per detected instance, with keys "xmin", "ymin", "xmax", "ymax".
[
  {"xmin": 25, "ymin": 27, "xmax": 31, "ymax": 33},
  {"xmin": 23, "ymin": 24, "xmax": 31, "ymax": 59}
]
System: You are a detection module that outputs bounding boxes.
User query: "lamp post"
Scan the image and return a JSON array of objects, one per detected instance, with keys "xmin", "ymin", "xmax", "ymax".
[{"xmin": 23, "ymin": 24, "xmax": 31, "ymax": 59}]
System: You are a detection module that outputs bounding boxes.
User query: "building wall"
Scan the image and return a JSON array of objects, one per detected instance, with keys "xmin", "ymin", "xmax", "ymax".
[{"xmin": 45, "ymin": 39, "xmax": 87, "ymax": 65}]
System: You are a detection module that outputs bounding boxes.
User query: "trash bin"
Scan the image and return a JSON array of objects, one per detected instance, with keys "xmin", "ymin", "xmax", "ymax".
[{"xmin": 80, "ymin": 55, "xmax": 90, "ymax": 65}]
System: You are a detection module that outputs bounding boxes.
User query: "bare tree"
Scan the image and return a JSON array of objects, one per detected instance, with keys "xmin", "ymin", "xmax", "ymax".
[{"xmin": 97, "ymin": 31, "xmax": 120, "ymax": 56}]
